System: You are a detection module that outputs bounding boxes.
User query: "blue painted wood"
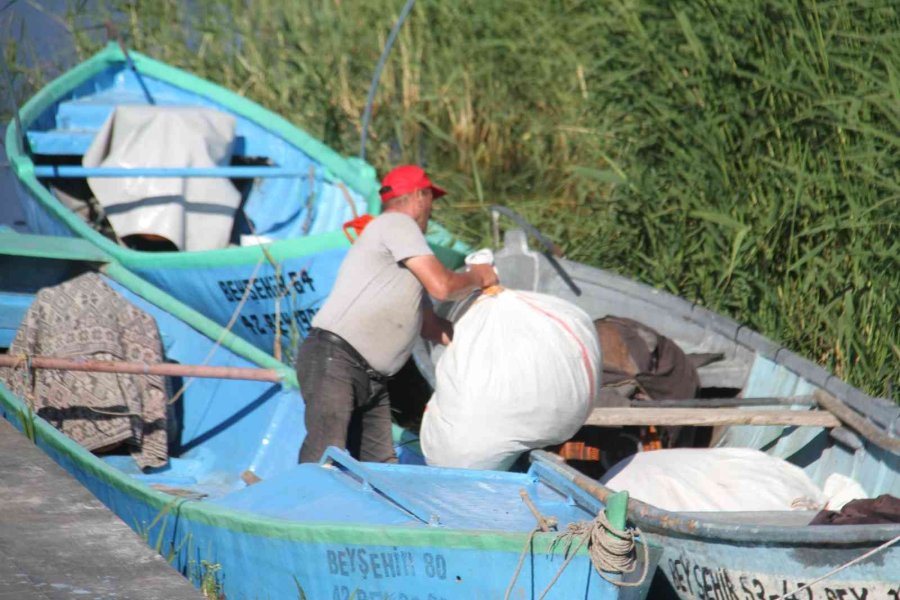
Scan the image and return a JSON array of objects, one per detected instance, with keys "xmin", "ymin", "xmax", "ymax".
[
  {"xmin": 319, "ymin": 447, "xmax": 441, "ymax": 525},
  {"xmin": 0, "ymin": 231, "xmax": 109, "ymax": 262},
  {"xmin": 33, "ymin": 165, "xmax": 313, "ymax": 179},
  {"xmin": 0, "ymin": 247, "xmax": 653, "ymax": 599},
  {"xmin": 0, "ymin": 293, "xmax": 32, "ymax": 348},
  {"xmin": 27, "ymin": 130, "xmax": 98, "ymax": 155},
  {"xmin": 27, "ymin": 130, "xmax": 250, "ymax": 157}
]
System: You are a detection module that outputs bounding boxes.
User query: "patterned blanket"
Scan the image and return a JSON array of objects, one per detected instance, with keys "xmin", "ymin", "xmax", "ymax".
[{"xmin": 1, "ymin": 272, "xmax": 168, "ymax": 469}]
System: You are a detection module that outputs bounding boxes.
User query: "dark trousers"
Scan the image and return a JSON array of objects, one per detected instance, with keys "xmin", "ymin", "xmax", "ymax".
[{"xmin": 296, "ymin": 329, "xmax": 397, "ymax": 464}]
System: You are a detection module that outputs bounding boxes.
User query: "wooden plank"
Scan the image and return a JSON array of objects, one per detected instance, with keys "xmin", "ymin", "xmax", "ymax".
[
  {"xmin": 629, "ymin": 396, "xmax": 815, "ymax": 408},
  {"xmin": 585, "ymin": 407, "xmax": 840, "ymax": 428},
  {"xmin": 814, "ymin": 390, "xmax": 900, "ymax": 453}
]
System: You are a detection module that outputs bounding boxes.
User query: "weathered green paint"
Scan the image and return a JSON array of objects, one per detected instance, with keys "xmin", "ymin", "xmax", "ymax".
[{"xmin": 0, "ymin": 232, "xmax": 109, "ymax": 263}]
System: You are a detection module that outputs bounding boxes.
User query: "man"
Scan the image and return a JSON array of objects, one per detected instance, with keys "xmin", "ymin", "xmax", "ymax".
[{"xmin": 297, "ymin": 165, "xmax": 498, "ymax": 463}]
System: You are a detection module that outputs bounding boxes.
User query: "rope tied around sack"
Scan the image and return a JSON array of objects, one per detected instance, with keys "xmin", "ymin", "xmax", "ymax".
[{"xmin": 505, "ymin": 490, "xmax": 649, "ymax": 600}]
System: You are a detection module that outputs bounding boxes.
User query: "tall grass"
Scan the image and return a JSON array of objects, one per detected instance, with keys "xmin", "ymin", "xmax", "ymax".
[
  {"xmin": 53, "ymin": 0, "xmax": 900, "ymax": 397},
  {"xmin": 1, "ymin": 28, "xmax": 50, "ymax": 140}
]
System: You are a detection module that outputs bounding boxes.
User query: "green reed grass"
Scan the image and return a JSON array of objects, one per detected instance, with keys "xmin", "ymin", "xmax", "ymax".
[{"xmin": 56, "ymin": 0, "xmax": 900, "ymax": 397}]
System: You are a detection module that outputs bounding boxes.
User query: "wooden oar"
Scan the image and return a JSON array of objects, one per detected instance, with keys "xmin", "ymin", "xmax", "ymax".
[
  {"xmin": 586, "ymin": 407, "xmax": 840, "ymax": 428},
  {"xmin": 0, "ymin": 355, "xmax": 283, "ymax": 382}
]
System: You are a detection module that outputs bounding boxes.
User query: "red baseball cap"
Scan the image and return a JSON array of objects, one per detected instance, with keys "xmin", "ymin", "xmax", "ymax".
[{"xmin": 379, "ymin": 165, "xmax": 447, "ymax": 203}]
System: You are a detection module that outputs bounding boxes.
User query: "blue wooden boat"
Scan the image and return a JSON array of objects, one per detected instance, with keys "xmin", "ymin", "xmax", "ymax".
[
  {"xmin": 4, "ymin": 43, "xmax": 469, "ymax": 358},
  {"xmin": 474, "ymin": 219, "xmax": 900, "ymax": 599},
  {"xmin": 0, "ymin": 231, "xmax": 660, "ymax": 599}
]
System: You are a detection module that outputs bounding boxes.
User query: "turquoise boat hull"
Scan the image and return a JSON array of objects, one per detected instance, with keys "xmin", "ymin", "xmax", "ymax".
[
  {"xmin": 5, "ymin": 43, "xmax": 469, "ymax": 359},
  {"xmin": 0, "ymin": 234, "xmax": 659, "ymax": 599}
]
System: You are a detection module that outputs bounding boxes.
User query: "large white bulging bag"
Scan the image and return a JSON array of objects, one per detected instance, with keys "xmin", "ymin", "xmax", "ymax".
[
  {"xmin": 601, "ymin": 448, "xmax": 828, "ymax": 512},
  {"xmin": 421, "ymin": 289, "xmax": 600, "ymax": 470}
]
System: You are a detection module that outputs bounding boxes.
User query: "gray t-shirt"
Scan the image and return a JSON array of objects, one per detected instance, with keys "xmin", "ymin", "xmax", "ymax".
[{"xmin": 312, "ymin": 212, "xmax": 434, "ymax": 375}]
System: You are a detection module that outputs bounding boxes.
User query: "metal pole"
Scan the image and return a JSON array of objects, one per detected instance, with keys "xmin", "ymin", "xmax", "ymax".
[{"xmin": 359, "ymin": 0, "xmax": 416, "ymax": 161}]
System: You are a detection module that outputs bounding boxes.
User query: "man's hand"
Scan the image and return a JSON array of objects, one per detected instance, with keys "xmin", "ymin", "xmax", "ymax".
[
  {"xmin": 467, "ymin": 263, "xmax": 499, "ymax": 288},
  {"xmin": 421, "ymin": 306, "xmax": 454, "ymax": 345}
]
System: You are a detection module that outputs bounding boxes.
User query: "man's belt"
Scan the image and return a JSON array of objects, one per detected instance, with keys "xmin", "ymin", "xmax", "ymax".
[{"xmin": 309, "ymin": 328, "xmax": 392, "ymax": 383}]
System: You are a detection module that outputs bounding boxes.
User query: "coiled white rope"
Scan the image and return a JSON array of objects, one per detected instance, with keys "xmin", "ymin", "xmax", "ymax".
[
  {"xmin": 543, "ymin": 510, "xmax": 649, "ymax": 595},
  {"xmin": 505, "ymin": 507, "xmax": 649, "ymax": 600}
]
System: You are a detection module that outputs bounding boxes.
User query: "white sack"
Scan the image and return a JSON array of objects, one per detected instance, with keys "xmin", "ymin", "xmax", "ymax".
[
  {"xmin": 822, "ymin": 473, "xmax": 868, "ymax": 511},
  {"xmin": 420, "ymin": 289, "xmax": 600, "ymax": 470},
  {"xmin": 83, "ymin": 106, "xmax": 241, "ymax": 251},
  {"xmin": 601, "ymin": 448, "xmax": 827, "ymax": 512}
]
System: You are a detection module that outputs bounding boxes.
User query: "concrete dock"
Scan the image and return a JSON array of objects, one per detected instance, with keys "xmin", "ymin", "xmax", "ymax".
[{"xmin": 0, "ymin": 418, "xmax": 203, "ymax": 599}]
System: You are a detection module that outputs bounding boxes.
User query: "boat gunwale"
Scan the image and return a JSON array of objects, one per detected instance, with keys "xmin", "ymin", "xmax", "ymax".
[
  {"xmin": 532, "ymin": 451, "xmax": 900, "ymax": 546},
  {"xmin": 6, "ymin": 42, "xmax": 386, "ymax": 270}
]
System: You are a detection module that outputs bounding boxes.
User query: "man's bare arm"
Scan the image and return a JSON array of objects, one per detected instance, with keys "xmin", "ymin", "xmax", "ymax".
[{"xmin": 404, "ymin": 255, "xmax": 497, "ymax": 301}]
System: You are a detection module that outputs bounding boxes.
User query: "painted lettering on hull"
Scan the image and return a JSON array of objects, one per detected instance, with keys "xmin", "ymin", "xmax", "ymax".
[
  {"xmin": 323, "ymin": 547, "xmax": 451, "ymax": 600},
  {"xmin": 326, "ymin": 548, "xmax": 447, "ymax": 581},
  {"xmin": 332, "ymin": 585, "xmax": 448, "ymax": 600},
  {"xmin": 666, "ymin": 555, "xmax": 897, "ymax": 600},
  {"xmin": 239, "ymin": 307, "xmax": 318, "ymax": 337},
  {"xmin": 214, "ymin": 270, "xmax": 320, "ymax": 339},
  {"xmin": 217, "ymin": 271, "xmax": 316, "ymax": 303}
]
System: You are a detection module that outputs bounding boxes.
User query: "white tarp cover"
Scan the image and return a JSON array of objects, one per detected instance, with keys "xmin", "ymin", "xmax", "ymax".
[
  {"xmin": 601, "ymin": 447, "xmax": 829, "ymax": 512},
  {"xmin": 421, "ymin": 289, "xmax": 600, "ymax": 470},
  {"xmin": 83, "ymin": 106, "xmax": 241, "ymax": 251}
]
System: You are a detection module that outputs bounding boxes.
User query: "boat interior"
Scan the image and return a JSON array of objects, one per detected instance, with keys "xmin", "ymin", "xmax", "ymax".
[
  {"xmin": 0, "ymin": 221, "xmax": 897, "ymax": 532},
  {"xmin": 487, "ymin": 230, "xmax": 897, "ymax": 496},
  {"xmin": 19, "ymin": 57, "xmax": 370, "ymax": 250},
  {"xmin": 0, "ymin": 233, "xmax": 620, "ymax": 537}
]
